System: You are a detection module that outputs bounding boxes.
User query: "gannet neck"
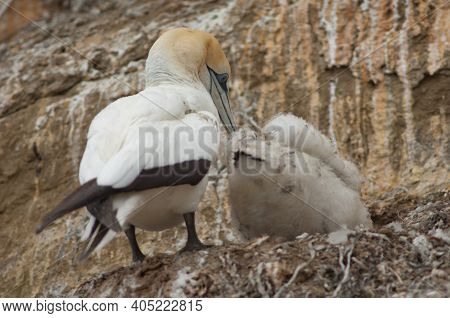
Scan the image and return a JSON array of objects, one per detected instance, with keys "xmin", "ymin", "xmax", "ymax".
[
  {"xmin": 145, "ymin": 49, "xmax": 204, "ymax": 89},
  {"xmin": 144, "ymin": 28, "xmax": 237, "ymax": 133}
]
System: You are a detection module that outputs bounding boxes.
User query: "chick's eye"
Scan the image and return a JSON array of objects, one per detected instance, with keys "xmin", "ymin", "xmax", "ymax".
[{"xmin": 216, "ymin": 73, "xmax": 229, "ymax": 91}]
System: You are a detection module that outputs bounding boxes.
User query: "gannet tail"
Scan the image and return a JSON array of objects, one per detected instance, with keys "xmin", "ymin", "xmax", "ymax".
[{"xmin": 78, "ymin": 220, "xmax": 116, "ymax": 261}]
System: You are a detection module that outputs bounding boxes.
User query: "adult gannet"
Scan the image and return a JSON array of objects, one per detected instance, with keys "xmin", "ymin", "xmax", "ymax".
[
  {"xmin": 37, "ymin": 28, "xmax": 237, "ymax": 263},
  {"xmin": 228, "ymin": 113, "xmax": 372, "ymax": 239}
]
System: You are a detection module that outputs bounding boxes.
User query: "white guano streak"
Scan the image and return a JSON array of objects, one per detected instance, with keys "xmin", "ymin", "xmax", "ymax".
[
  {"xmin": 397, "ymin": 0, "xmax": 416, "ymax": 163},
  {"xmin": 328, "ymin": 81, "xmax": 337, "ymax": 145},
  {"xmin": 320, "ymin": 0, "xmax": 338, "ymax": 67}
]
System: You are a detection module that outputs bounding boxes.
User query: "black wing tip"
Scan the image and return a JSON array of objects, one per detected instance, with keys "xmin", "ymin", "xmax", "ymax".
[
  {"xmin": 35, "ymin": 179, "xmax": 111, "ymax": 235},
  {"xmin": 35, "ymin": 224, "xmax": 44, "ymax": 234},
  {"xmin": 35, "ymin": 219, "xmax": 51, "ymax": 234},
  {"xmin": 35, "ymin": 214, "xmax": 56, "ymax": 234},
  {"xmin": 77, "ymin": 251, "xmax": 90, "ymax": 263}
]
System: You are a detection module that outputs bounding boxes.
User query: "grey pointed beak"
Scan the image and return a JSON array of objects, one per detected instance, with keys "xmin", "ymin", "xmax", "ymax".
[{"xmin": 208, "ymin": 68, "xmax": 237, "ymax": 134}]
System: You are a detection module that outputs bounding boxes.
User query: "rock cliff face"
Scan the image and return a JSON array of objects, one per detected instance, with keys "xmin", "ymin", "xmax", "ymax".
[{"xmin": 0, "ymin": 0, "xmax": 448, "ymax": 297}]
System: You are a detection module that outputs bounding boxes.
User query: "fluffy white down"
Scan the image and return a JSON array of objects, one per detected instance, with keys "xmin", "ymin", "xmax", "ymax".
[
  {"xmin": 263, "ymin": 113, "xmax": 363, "ymax": 191},
  {"xmin": 229, "ymin": 115, "xmax": 372, "ymax": 239}
]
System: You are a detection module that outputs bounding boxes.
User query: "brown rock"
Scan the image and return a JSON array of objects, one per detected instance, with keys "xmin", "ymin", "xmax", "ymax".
[{"xmin": 0, "ymin": 0, "xmax": 448, "ymax": 297}]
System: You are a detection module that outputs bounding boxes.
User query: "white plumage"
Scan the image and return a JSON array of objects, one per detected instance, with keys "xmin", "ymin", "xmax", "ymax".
[
  {"xmin": 80, "ymin": 85, "xmax": 219, "ymax": 186},
  {"xmin": 228, "ymin": 113, "xmax": 372, "ymax": 239},
  {"xmin": 37, "ymin": 28, "xmax": 237, "ymax": 262},
  {"xmin": 79, "ymin": 103, "xmax": 220, "ymax": 246}
]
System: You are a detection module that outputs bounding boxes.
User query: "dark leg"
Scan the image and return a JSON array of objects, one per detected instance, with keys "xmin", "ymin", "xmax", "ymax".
[
  {"xmin": 125, "ymin": 225, "xmax": 145, "ymax": 263},
  {"xmin": 180, "ymin": 212, "xmax": 208, "ymax": 253}
]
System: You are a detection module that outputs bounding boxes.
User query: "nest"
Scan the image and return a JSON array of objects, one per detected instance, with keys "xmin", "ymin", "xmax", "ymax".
[{"xmin": 73, "ymin": 189, "xmax": 449, "ymax": 297}]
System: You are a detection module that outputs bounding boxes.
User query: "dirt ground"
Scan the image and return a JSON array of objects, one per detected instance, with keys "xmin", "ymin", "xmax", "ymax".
[{"xmin": 73, "ymin": 189, "xmax": 449, "ymax": 297}]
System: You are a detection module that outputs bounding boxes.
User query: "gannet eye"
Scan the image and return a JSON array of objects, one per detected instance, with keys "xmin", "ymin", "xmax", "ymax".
[{"xmin": 216, "ymin": 73, "xmax": 229, "ymax": 92}]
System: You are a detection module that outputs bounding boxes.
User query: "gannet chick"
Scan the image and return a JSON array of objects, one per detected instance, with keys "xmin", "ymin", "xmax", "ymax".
[
  {"xmin": 37, "ymin": 28, "xmax": 237, "ymax": 263},
  {"xmin": 228, "ymin": 114, "xmax": 372, "ymax": 239},
  {"xmin": 263, "ymin": 113, "xmax": 363, "ymax": 191}
]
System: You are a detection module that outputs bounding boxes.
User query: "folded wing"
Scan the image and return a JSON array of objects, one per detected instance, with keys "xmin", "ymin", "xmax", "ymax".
[{"xmin": 37, "ymin": 110, "xmax": 220, "ymax": 247}]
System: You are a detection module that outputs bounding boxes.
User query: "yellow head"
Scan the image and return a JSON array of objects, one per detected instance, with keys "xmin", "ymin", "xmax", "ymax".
[{"xmin": 145, "ymin": 28, "xmax": 236, "ymax": 133}]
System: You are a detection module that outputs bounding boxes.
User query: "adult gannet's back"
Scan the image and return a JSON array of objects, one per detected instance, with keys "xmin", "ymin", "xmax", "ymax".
[
  {"xmin": 228, "ymin": 114, "xmax": 372, "ymax": 239},
  {"xmin": 37, "ymin": 28, "xmax": 237, "ymax": 263}
]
